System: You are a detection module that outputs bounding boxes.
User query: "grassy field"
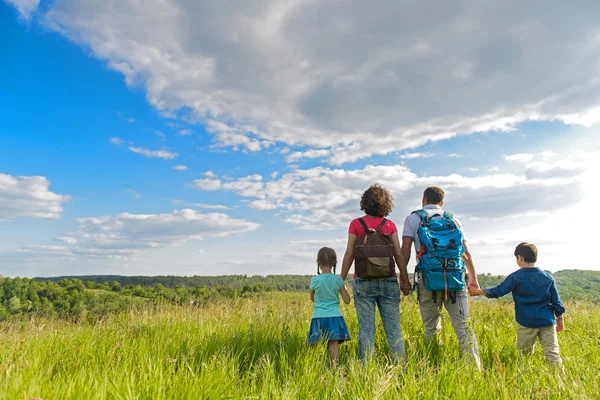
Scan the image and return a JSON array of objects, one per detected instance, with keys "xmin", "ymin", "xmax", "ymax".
[{"xmin": 0, "ymin": 293, "xmax": 598, "ymax": 399}]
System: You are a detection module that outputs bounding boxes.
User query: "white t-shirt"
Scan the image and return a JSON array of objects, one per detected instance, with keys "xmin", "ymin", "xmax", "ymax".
[{"xmin": 401, "ymin": 205, "xmax": 467, "ymax": 253}]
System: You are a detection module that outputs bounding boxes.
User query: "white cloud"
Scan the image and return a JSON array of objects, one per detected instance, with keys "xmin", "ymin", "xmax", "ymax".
[
  {"xmin": 56, "ymin": 236, "xmax": 77, "ymax": 244},
  {"xmin": 173, "ymin": 165, "xmax": 188, "ymax": 171},
  {"xmin": 505, "ymin": 153, "xmax": 534, "ymax": 162},
  {"xmin": 447, "ymin": 153, "xmax": 462, "ymax": 158},
  {"xmin": 128, "ymin": 146, "xmax": 178, "ymax": 160},
  {"xmin": 190, "ymin": 151, "xmax": 590, "ymax": 229},
  {"xmin": 41, "ymin": 1, "xmax": 600, "ymax": 163},
  {"xmin": 525, "ymin": 160, "xmax": 588, "ymax": 180},
  {"xmin": 5, "ymin": 0, "xmax": 39, "ymax": 20},
  {"xmin": 186, "ymin": 203, "xmax": 232, "ymax": 210},
  {"xmin": 400, "ymin": 152, "xmax": 435, "ymax": 159},
  {"xmin": 0, "ymin": 173, "xmax": 70, "ymax": 220},
  {"xmin": 110, "ymin": 137, "xmax": 124, "ymax": 145},
  {"xmin": 179, "ymin": 129, "xmax": 192, "ymax": 136},
  {"xmin": 153, "ymin": 129, "xmax": 167, "ymax": 141},
  {"xmin": 192, "ymin": 178, "xmax": 222, "ymax": 191},
  {"xmin": 126, "ymin": 189, "xmax": 143, "ymax": 199},
  {"xmin": 21, "ymin": 244, "xmax": 68, "ymax": 252},
  {"xmin": 72, "ymin": 209, "xmax": 260, "ymax": 252},
  {"xmin": 286, "ymin": 149, "xmax": 331, "ymax": 163},
  {"xmin": 204, "ymin": 171, "xmax": 216, "ymax": 178}
]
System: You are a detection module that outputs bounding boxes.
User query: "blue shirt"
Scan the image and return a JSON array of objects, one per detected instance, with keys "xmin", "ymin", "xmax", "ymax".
[
  {"xmin": 484, "ymin": 267, "xmax": 565, "ymax": 328},
  {"xmin": 310, "ymin": 273, "xmax": 344, "ymax": 319}
]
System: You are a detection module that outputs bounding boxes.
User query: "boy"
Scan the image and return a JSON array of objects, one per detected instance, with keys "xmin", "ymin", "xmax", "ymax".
[{"xmin": 470, "ymin": 242, "xmax": 565, "ymax": 370}]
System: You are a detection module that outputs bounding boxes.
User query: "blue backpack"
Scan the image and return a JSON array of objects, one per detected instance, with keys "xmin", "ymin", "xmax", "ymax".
[{"xmin": 413, "ymin": 209, "xmax": 466, "ymax": 302}]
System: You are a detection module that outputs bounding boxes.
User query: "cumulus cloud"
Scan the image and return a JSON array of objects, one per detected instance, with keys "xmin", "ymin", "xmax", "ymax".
[
  {"xmin": 185, "ymin": 203, "xmax": 232, "ymax": 210},
  {"xmin": 0, "ymin": 173, "xmax": 70, "ymax": 220},
  {"xmin": 56, "ymin": 236, "xmax": 77, "ymax": 244},
  {"xmin": 400, "ymin": 152, "xmax": 435, "ymax": 159},
  {"xmin": 190, "ymin": 151, "xmax": 590, "ymax": 229},
  {"xmin": 128, "ymin": 146, "xmax": 178, "ymax": 159},
  {"xmin": 73, "ymin": 209, "xmax": 259, "ymax": 250},
  {"xmin": 525, "ymin": 160, "xmax": 588, "ymax": 180},
  {"xmin": 5, "ymin": 0, "xmax": 39, "ymax": 20},
  {"xmin": 40, "ymin": 0, "xmax": 600, "ymax": 164},
  {"xmin": 505, "ymin": 153, "xmax": 534, "ymax": 162}
]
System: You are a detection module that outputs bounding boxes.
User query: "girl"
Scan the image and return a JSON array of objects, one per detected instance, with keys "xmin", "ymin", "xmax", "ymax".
[{"xmin": 307, "ymin": 247, "xmax": 351, "ymax": 366}]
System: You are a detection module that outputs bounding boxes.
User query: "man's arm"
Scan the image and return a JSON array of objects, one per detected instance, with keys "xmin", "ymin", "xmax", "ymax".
[
  {"xmin": 391, "ymin": 232, "xmax": 410, "ymax": 295},
  {"xmin": 340, "ymin": 233, "xmax": 357, "ymax": 281},
  {"xmin": 462, "ymin": 241, "xmax": 480, "ymax": 290},
  {"xmin": 401, "ymin": 236, "xmax": 413, "ymax": 267},
  {"xmin": 310, "ymin": 290, "xmax": 315, "ymax": 302}
]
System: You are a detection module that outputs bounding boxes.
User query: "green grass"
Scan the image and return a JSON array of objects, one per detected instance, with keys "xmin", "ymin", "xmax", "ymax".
[{"xmin": 1, "ymin": 293, "xmax": 598, "ymax": 399}]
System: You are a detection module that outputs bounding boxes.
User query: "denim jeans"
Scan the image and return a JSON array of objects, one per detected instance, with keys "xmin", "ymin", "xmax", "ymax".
[{"xmin": 353, "ymin": 277, "xmax": 405, "ymax": 362}]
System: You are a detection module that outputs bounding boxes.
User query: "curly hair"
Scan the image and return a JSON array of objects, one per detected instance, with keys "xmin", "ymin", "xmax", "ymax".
[
  {"xmin": 316, "ymin": 247, "xmax": 337, "ymax": 274},
  {"xmin": 360, "ymin": 183, "xmax": 394, "ymax": 217}
]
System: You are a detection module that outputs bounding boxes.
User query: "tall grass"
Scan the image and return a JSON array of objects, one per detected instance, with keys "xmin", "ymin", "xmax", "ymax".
[{"xmin": 0, "ymin": 293, "xmax": 598, "ymax": 399}]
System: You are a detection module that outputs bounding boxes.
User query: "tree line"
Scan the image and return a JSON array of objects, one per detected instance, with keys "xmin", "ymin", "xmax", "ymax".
[{"xmin": 1, "ymin": 269, "xmax": 597, "ymax": 321}]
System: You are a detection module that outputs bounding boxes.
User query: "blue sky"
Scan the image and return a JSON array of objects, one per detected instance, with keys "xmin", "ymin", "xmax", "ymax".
[{"xmin": 1, "ymin": 0, "xmax": 599, "ymax": 277}]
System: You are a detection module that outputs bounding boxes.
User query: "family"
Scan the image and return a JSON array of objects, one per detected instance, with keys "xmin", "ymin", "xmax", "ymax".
[{"xmin": 307, "ymin": 184, "xmax": 566, "ymax": 372}]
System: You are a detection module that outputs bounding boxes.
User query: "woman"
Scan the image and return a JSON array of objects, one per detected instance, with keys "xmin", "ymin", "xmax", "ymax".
[{"xmin": 340, "ymin": 183, "xmax": 411, "ymax": 362}]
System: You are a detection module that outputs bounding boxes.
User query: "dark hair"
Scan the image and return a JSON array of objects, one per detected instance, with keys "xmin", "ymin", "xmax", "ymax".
[
  {"xmin": 423, "ymin": 186, "xmax": 445, "ymax": 205},
  {"xmin": 360, "ymin": 183, "xmax": 394, "ymax": 217},
  {"xmin": 514, "ymin": 242, "xmax": 538, "ymax": 263},
  {"xmin": 317, "ymin": 247, "xmax": 337, "ymax": 274}
]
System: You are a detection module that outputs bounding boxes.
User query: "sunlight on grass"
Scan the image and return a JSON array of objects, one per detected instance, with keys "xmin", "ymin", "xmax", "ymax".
[{"xmin": 0, "ymin": 293, "xmax": 598, "ymax": 399}]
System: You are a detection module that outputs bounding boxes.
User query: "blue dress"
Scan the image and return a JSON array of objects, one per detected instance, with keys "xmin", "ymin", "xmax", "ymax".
[{"xmin": 307, "ymin": 273, "xmax": 351, "ymax": 344}]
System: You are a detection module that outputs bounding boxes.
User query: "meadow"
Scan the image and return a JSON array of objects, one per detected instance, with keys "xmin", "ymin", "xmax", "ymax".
[{"xmin": 1, "ymin": 293, "xmax": 598, "ymax": 400}]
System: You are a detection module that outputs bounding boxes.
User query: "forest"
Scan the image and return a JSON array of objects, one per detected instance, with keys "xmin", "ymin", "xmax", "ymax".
[{"xmin": 0, "ymin": 269, "xmax": 598, "ymax": 321}]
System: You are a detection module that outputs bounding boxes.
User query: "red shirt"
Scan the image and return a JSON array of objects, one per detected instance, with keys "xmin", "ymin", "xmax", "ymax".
[
  {"xmin": 349, "ymin": 216, "xmax": 398, "ymax": 237},
  {"xmin": 349, "ymin": 216, "xmax": 398, "ymax": 278}
]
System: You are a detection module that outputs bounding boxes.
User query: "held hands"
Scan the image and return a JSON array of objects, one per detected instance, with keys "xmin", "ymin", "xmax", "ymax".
[
  {"xmin": 399, "ymin": 280, "xmax": 412, "ymax": 296},
  {"xmin": 467, "ymin": 280, "xmax": 482, "ymax": 296},
  {"xmin": 468, "ymin": 287, "xmax": 485, "ymax": 296},
  {"xmin": 556, "ymin": 317, "xmax": 564, "ymax": 333}
]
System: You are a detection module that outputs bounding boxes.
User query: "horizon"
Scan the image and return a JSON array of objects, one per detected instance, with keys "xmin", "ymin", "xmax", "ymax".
[{"xmin": 1, "ymin": 1, "xmax": 600, "ymax": 278}]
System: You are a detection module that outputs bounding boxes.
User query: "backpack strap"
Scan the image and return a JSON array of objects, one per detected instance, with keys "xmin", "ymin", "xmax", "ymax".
[
  {"xmin": 357, "ymin": 218, "xmax": 370, "ymax": 233},
  {"xmin": 412, "ymin": 209, "xmax": 428, "ymax": 222},
  {"xmin": 375, "ymin": 218, "xmax": 387, "ymax": 232},
  {"xmin": 443, "ymin": 211, "xmax": 456, "ymax": 230}
]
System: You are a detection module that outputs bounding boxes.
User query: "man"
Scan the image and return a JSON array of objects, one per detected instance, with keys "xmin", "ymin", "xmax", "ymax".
[{"xmin": 401, "ymin": 186, "xmax": 481, "ymax": 368}]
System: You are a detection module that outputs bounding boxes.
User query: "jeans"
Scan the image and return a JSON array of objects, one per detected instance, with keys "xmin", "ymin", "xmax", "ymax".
[
  {"xmin": 353, "ymin": 277, "xmax": 405, "ymax": 362},
  {"xmin": 417, "ymin": 274, "xmax": 481, "ymax": 369}
]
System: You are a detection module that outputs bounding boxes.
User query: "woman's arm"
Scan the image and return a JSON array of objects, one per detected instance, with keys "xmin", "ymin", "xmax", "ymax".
[
  {"xmin": 340, "ymin": 286, "xmax": 351, "ymax": 304},
  {"xmin": 310, "ymin": 290, "xmax": 315, "ymax": 302},
  {"xmin": 340, "ymin": 233, "xmax": 357, "ymax": 281}
]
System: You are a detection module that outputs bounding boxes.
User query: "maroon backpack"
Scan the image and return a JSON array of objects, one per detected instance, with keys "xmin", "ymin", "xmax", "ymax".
[{"xmin": 354, "ymin": 218, "xmax": 396, "ymax": 279}]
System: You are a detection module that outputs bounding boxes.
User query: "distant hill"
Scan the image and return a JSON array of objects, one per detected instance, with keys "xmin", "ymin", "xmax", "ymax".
[
  {"xmin": 34, "ymin": 269, "xmax": 600, "ymax": 301},
  {"xmin": 34, "ymin": 274, "xmax": 313, "ymax": 292}
]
